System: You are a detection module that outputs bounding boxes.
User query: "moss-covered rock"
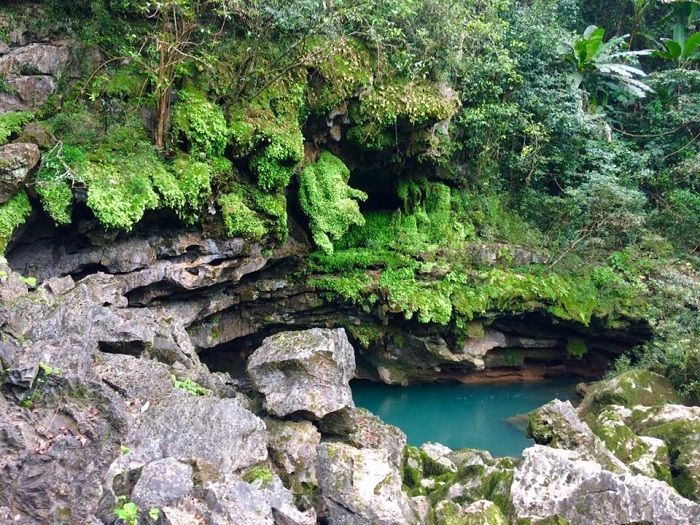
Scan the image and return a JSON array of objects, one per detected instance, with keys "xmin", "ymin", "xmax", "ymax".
[
  {"xmin": 586, "ymin": 370, "xmax": 682, "ymax": 413},
  {"xmin": 298, "ymin": 151, "xmax": 367, "ymax": 254},
  {"xmin": 631, "ymin": 405, "xmax": 700, "ymax": 501},
  {"xmin": 435, "ymin": 499, "xmax": 508, "ymax": 525},
  {"xmin": 593, "ymin": 408, "xmax": 672, "ymax": 483}
]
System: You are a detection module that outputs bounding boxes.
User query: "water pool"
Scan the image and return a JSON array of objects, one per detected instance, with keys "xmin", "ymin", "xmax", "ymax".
[{"xmin": 351, "ymin": 378, "xmax": 581, "ymax": 457}]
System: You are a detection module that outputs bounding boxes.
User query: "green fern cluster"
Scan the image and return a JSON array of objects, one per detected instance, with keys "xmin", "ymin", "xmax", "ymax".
[
  {"xmin": 0, "ymin": 111, "xmax": 33, "ymax": 145},
  {"xmin": 0, "ymin": 191, "xmax": 32, "ymax": 253},
  {"xmin": 172, "ymin": 90, "xmax": 228, "ymax": 157},
  {"xmin": 299, "ymin": 152, "xmax": 367, "ymax": 254}
]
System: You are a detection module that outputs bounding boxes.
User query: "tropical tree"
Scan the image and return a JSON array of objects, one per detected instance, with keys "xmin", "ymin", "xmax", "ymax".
[
  {"xmin": 566, "ymin": 25, "xmax": 654, "ymax": 99},
  {"xmin": 655, "ymin": 0, "xmax": 700, "ymax": 68}
]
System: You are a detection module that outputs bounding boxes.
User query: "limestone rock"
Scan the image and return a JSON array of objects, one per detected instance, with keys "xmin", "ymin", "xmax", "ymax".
[
  {"xmin": 527, "ymin": 399, "xmax": 627, "ymax": 472},
  {"xmin": 317, "ymin": 442, "xmax": 419, "ymax": 525},
  {"xmin": 511, "ymin": 445, "xmax": 700, "ymax": 524},
  {"xmin": 0, "ymin": 142, "xmax": 40, "ymax": 203},
  {"xmin": 128, "ymin": 395, "xmax": 268, "ymax": 477},
  {"xmin": 266, "ymin": 418, "xmax": 321, "ymax": 492},
  {"xmin": 0, "ymin": 261, "xmax": 28, "ymax": 302},
  {"xmin": 0, "ymin": 378, "xmax": 123, "ymax": 524},
  {"xmin": 131, "ymin": 458, "xmax": 194, "ymax": 510},
  {"xmin": 319, "ymin": 406, "xmax": 406, "ymax": 469},
  {"xmin": 248, "ymin": 328, "xmax": 355, "ymax": 418},
  {"xmin": 593, "ymin": 408, "xmax": 671, "ymax": 482},
  {"xmin": 203, "ymin": 476, "xmax": 316, "ymax": 525},
  {"xmin": 0, "ymin": 43, "xmax": 72, "ymax": 113},
  {"xmin": 632, "ymin": 404, "xmax": 700, "ymax": 501}
]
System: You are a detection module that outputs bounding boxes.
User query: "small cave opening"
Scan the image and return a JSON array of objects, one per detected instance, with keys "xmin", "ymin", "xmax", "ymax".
[
  {"xmin": 197, "ymin": 330, "xmax": 275, "ymax": 386},
  {"xmin": 348, "ymin": 169, "xmax": 403, "ymax": 212}
]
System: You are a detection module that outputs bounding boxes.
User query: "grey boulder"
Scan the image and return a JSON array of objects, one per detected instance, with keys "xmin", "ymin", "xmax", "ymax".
[{"xmin": 248, "ymin": 328, "xmax": 355, "ymax": 418}]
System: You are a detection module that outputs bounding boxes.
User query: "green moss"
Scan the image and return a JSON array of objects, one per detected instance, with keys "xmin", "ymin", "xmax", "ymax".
[
  {"xmin": 250, "ymin": 130, "xmax": 303, "ymax": 191},
  {"xmin": 343, "ymin": 79, "xmax": 459, "ymax": 152},
  {"xmin": 218, "ymin": 192, "xmax": 266, "ymax": 240},
  {"xmin": 379, "ymin": 267, "xmax": 453, "ymax": 324},
  {"xmin": 402, "ymin": 446, "xmax": 424, "ymax": 490},
  {"xmin": 0, "ymin": 111, "xmax": 33, "ymax": 145},
  {"xmin": 0, "ymin": 190, "xmax": 32, "ymax": 252},
  {"xmin": 172, "ymin": 90, "xmax": 228, "ymax": 157},
  {"xmin": 242, "ymin": 465, "xmax": 274, "ymax": 486},
  {"xmin": 306, "ymin": 37, "xmax": 374, "ymax": 113},
  {"xmin": 593, "ymin": 410, "xmax": 651, "ymax": 465},
  {"xmin": 565, "ymin": 336, "xmax": 587, "ymax": 359},
  {"xmin": 299, "ymin": 151, "xmax": 367, "ymax": 254},
  {"xmin": 229, "ymin": 75, "xmax": 305, "ymax": 192},
  {"xmin": 35, "ymin": 144, "xmax": 86, "ymax": 225},
  {"xmin": 344, "ymin": 323, "xmax": 385, "ymax": 349},
  {"xmin": 169, "ymin": 156, "xmax": 212, "ymax": 221},
  {"xmin": 254, "ymin": 191, "xmax": 288, "ymax": 242},
  {"xmin": 84, "ymin": 156, "xmax": 160, "ymax": 230},
  {"xmin": 309, "ymin": 270, "xmax": 376, "ymax": 307}
]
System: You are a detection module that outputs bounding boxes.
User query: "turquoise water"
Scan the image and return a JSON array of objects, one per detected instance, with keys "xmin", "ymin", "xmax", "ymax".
[{"xmin": 351, "ymin": 378, "xmax": 581, "ymax": 457}]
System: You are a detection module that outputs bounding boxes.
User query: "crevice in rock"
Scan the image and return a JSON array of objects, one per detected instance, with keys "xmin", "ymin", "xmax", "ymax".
[{"xmin": 98, "ymin": 340, "xmax": 147, "ymax": 357}]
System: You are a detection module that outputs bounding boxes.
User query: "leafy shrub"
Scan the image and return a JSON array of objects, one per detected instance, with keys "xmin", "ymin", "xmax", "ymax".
[
  {"xmin": 35, "ymin": 144, "xmax": 87, "ymax": 225},
  {"xmin": 0, "ymin": 111, "xmax": 33, "ymax": 145}
]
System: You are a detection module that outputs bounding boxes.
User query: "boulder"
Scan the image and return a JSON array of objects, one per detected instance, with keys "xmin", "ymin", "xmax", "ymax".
[
  {"xmin": 316, "ymin": 442, "xmax": 419, "ymax": 525},
  {"xmin": 203, "ymin": 476, "xmax": 316, "ymax": 525},
  {"xmin": 248, "ymin": 328, "xmax": 355, "ymax": 418},
  {"xmin": 631, "ymin": 404, "xmax": 700, "ymax": 501},
  {"xmin": 511, "ymin": 445, "xmax": 700, "ymax": 525},
  {"xmin": 435, "ymin": 499, "xmax": 508, "ymax": 525},
  {"xmin": 578, "ymin": 370, "xmax": 682, "ymax": 416},
  {"xmin": 527, "ymin": 399, "xmax": 627, "ymax": 472},
  {"xmin": 319, "ymin": 406, "xmax": 406, "ymax": 469},
  {"xmin": 0, "ymin": 142, "xmax": 40, "ymax": 203},
  {"xmin": 126, "ymin": 395, "xmax": 268, "ymax": 477},
  {"xmin": 0, "ymin": 43, "xmax": 72, "ymax": 113},
  {"xmin": 593, "ymin": 408, "xmax": 672, "ymax": 482},
  {"xmin": 266, "ymin": 418, "xmax": 321, "ymax": 493},
  {"xmin": 131, "ymin": 458, "xmax": 194, "ymax": 510}
]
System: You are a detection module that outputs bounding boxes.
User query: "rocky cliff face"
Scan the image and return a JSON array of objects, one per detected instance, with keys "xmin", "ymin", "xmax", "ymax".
[
  {"xmin": 4, "ymin": 213, "xmax": 650, "ymax": 387},
  {"xmin": 1, "ymin": 224, "xmax": 698, "ymax": 524},
  {"xmin": 1, "ymin": 5, "xmax": 699, "ymax": 525}
]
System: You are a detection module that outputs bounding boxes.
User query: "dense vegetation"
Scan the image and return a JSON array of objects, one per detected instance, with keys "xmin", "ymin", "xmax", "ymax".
[{"xmin": 1, "ymin": 0, "xmax": 700, "ymax": 399}]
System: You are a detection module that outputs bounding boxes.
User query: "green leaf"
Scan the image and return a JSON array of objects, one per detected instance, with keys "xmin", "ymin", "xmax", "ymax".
[
  {"xmin": 683, "ymin": 31, "xmax": 700, "ymax": 59},
  {"xmin": 663, "ymin": 39, "xmax": 682, "ymax": 60}
]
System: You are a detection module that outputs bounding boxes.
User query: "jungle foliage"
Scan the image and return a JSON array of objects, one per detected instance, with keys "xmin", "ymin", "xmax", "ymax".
[{"xmin": 1, "ymin": 0, "xmax": 700, "ymax": 396}]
